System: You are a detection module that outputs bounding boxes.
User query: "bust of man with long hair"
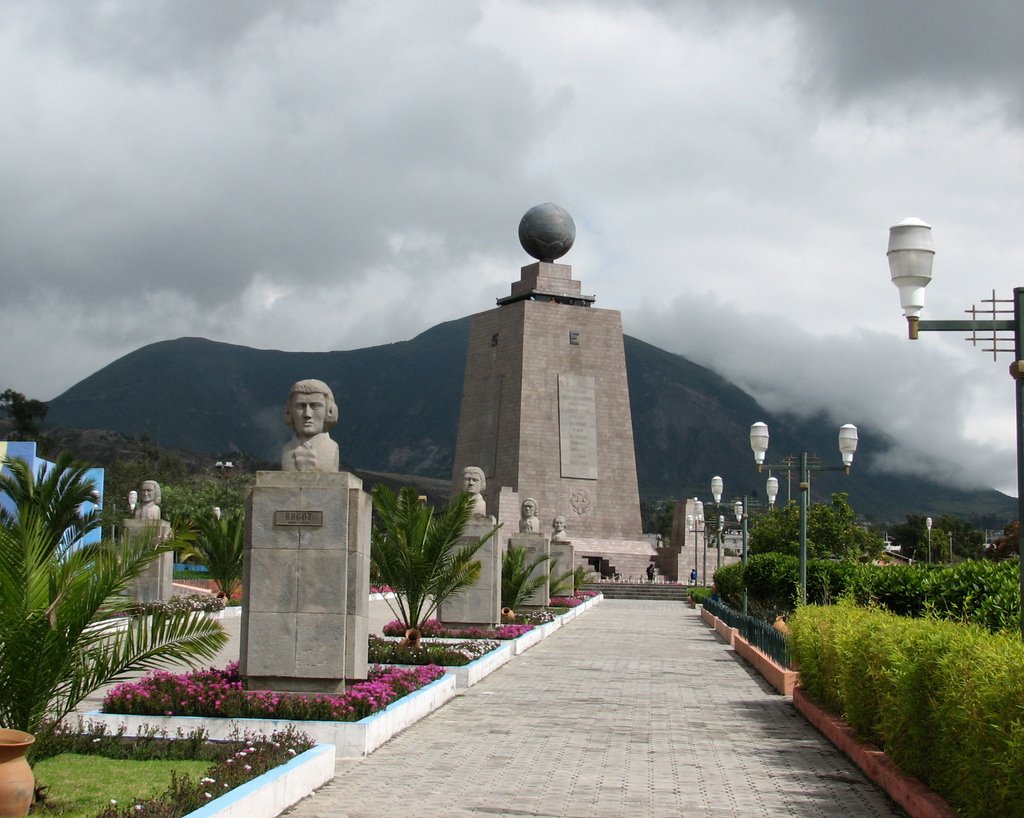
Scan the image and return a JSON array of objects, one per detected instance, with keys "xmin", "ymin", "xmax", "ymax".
[{"xmin": 281, "ymin": 379, "xmax": 340, "ymax": 472}]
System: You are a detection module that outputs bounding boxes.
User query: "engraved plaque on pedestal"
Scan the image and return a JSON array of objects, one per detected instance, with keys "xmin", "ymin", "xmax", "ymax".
[{"xmin": 558, "ymin": 374, "xmax": 598, "ymax": 480}]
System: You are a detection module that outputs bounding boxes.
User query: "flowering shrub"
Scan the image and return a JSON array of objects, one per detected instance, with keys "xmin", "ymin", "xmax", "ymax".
[
  {"xmin": 575, "ymin": 590, "xmax": 598, "ymax": 599},
  {"xmin": 381, "ymin": 619, "xmax": 535, "ymax": 640},
  {"xmin": 368, "ymin": 635, "xmax": 498, "ymax": 665},
  {"xmin": 103, "ymin": 662, "xmax": 444, "ymax": 722},
  {"xmin": 128, "ymin": 595, "xmax": 227, "ymax": 616},
  {"xmin": 549, "ymin": 596, "xmax": 583, "ymax": 608},
  {"xmin": 86, "ymin": 728, "xmax": 315, "ymax": 818}
]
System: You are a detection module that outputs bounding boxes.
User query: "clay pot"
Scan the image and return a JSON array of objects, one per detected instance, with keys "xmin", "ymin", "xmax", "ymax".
[
  {"xmin": 0, "ymin": 729, "xmax": 35, "ymax": 817},
  {"xmin": 401, "ymin": 628, "xmax": 422, "ymax": 649},
  {"xmin": 500, "ymin": 607, "xmax": 516, "ymax": 623}
]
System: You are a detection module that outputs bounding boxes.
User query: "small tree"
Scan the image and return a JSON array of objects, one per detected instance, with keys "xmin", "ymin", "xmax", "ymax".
[
  {"xmin": 0, "ymin": 388, "xmax": 48, "ymax": 440},
  {"xmin": 370, "ymin": 485, "xmax": 496, "ymax": 630},
  {"xmin": 749, "ymin": 493, "xmax": 884, "ymax": 561},
  {"xmin": 501, "ymin": 545, "xmax": 550, "ymax": 610},
  {"xmin": 178, "ymin": 511, "xmax": 245, "ymax": 598},
  {"xmin": 0, "ymin": 455, "xmax": 227, "ymax": 736}
]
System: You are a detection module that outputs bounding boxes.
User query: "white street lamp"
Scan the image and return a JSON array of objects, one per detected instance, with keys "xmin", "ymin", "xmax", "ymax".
[
  {"xmin": 887, "ymin": 218, "xmax": 1024, "ymax": 634},
  {"xmin": 128, "ymin": 490, "xmax": 138, "ymax": 515},
  {"xmin": 887, "ymin": 217, "xmax": 935, "ymax": 335},
  {"xmin": 749, "ymin": 420, "xmax": 859, "ymax": 604},
  {"xmin": 766, "ymin": 477, "xmax": 779, "ymax": 508},
  {"xmin": 749, "ymin": 422, "xmax": 769, "ymax": 465},
  {"xmin": 838, "ymin": 425, "xmax": 859, "ymax": 471},
  {"xmin": 711, "ymin": 476, "xmax": 723, "ymax": 504},
  {"xmin": 926, "ymin": 516, "xmax": 933, "ymax": 564}
]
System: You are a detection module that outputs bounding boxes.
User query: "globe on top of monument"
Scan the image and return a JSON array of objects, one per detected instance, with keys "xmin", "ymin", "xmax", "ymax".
[{"xmin": 518, "ymin": 203, "xmax": 576, "ymax": 262}]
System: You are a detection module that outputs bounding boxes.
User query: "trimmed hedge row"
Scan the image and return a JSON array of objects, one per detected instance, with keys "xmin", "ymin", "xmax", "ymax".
[
  {"xmin": 714, "ymin": 553, "xmax": 1021, "ymax": 632},
  {"xmin": 790, "ymin": 603, "xmax": 1024, "ymax": 818}
]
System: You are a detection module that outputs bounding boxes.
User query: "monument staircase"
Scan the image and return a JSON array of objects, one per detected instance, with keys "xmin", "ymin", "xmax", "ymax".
[
  {"xmin": 572, "ymin": 537, "xmax": 660, "ymax": 582},
  {"xmin": 580, "ymin": 581, "xmax": 689, "ymax": 601}
]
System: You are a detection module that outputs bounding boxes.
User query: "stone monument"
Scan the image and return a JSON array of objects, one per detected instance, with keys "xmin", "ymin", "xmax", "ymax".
[
  {"xmin": 239, "ymin": 379, "xmax": 370, "ymax": 693},
  {"xmin": 518, "ymin": 498, "xmax": 540, "ymax": 533},
  {"xmin": 438, "ymin": 466, "xmax": 501, "ymax": 627},
  {"xmin": 452, "ymin": 203, "xmax": 650, "ymax": 578},
  {"xmin": 461, "ymin": 465, "xmax": 488, "ymax": 517},
  {"xmin": 508, "ymin": 531, "xmax": 550, "ymax": 608},
  {"xmin": 123, "ymin": 479, "xmax": 173, "ymax": 602}
]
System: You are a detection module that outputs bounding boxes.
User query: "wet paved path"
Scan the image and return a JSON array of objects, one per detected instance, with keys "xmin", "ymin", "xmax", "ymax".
[{"xmin": 282, "ymin": 599, "xmax": 905, "ymax": 818}]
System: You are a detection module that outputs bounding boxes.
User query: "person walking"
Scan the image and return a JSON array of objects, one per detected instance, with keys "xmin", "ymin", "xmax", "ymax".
[
  {"xmin": 689, "ymin": 567, "xmax": 698, "ymax": 586},
  {"xmin": 646, "ymin": 563, "xmax": 655, "ymax": 583}
]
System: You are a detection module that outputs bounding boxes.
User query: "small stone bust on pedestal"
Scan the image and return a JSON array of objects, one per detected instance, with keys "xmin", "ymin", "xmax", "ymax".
[
  {"xmin": 552, "ymin": 515, "xmax": 570, "ymax": 542},
  {"xmin": 281, "ymin": 379, "xmax": 340, "ymax": 472},
  {"xmin": 134, "ymin": 480, "xmax": 162, "ymax": 520},
  {"xmin": 519, "ymin": 498, "xmax": 540, "ymax": 533},
  {"xmin": 462, "ymin": 466, "xmax": 487, "ymax": 516}
]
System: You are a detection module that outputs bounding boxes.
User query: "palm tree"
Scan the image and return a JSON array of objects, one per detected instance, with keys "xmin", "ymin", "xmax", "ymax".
[
  {"xmin": 0, "ymin": 455, "xmax": 228, "ymax": 736},
  {"xmin": 178, "ymin": 511, "xmax": 245, "ymax": 599},
  {"xmin": 370, "ymin": 484, "xmax": 496, "ymax": 630},
  {"xmin": 501, "ymin": 545, "xmax": 551, "ymax": 610}
]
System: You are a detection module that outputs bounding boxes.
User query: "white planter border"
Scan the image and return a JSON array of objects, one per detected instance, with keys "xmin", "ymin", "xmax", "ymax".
[
  {"xmin": 183, "ymin": 743, "xmax": 335, "ymax": 818},
  {"xmin": 82, "ymin": 673, "xmax": 457, "ymax": 758}
]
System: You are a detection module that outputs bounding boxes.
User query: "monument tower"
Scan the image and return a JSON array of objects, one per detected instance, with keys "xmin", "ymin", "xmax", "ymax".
[{"xmin": 452, "ymin": 204, "xmax": 649, "ymax": 575}]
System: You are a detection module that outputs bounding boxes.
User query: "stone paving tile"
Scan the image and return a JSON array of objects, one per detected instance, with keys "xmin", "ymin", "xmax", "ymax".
[{"xmin": 282, "ymin": 600, "xmax": 906, "ymax": 818}]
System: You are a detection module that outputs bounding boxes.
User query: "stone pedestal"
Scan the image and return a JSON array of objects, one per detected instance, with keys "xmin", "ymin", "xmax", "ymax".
[
  {"xmin": 549, "ymin": 541, "xmax": 575, "ymax": 597},
  {"xmin": 438, "ymin": 518, "xmax": 501, "ymax": 627},
  {"xmin": 510, "ymin": 533, "xmax": 550, "ymax": 608},
  {"xmin": 123, "ymin": 519, "xmax": 173, "ymax": 603},
  {"xmin": 452, "ymin": 267, "xmax": 644, "ymax": 545},
  {"xmin": 239, "ymin": 470, "xmax": 370, "ymax": 694}
]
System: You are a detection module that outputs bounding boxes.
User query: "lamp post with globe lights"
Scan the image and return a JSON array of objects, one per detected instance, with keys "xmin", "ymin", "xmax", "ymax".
[
  {"xmin": 888, "ymin": 217, "xmax": 1024, "ymax": 635},
  {"xmin": 925, "ymin": 516, "xmax": 933, "ymax": 564},
  {"xmin": 749, "ymin": 421, "xmax": 859, "ymax": 605}
]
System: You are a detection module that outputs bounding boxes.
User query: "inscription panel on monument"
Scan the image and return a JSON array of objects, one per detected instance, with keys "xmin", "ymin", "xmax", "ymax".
[
  {"xmin": 274, "ymin": 510, "xmax": 324, "ymax": 527},
  {"xmin": 558, "ymin": 374, "xmax": 598, "ymax": 480}
]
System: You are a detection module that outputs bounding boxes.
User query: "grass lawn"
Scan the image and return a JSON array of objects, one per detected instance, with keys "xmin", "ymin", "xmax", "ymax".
[{"xmin": 32, "ymin": 754, "xmax": 213, "ymax": 817}]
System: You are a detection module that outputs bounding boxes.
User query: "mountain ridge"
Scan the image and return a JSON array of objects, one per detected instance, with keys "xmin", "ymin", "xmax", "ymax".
[{"xmin": 44, "ymin": 318, "xmax": 1015, "ymax": 526}]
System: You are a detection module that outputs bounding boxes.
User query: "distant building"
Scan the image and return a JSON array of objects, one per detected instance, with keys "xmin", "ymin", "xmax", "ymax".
[{"xmin": 0, "ymin": 440, "xmax": 105, "ymax": 550}]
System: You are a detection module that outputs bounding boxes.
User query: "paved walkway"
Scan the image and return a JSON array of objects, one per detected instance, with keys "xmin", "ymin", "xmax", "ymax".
[{"xmin": 282, "ymin": 600, "xmax": 905, "ymax": 818}]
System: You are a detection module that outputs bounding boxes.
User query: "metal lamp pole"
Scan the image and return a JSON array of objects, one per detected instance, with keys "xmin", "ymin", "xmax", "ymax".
[
  {"xmin": 711, "ymin": 476, "xmax": 724, "ymax": 573},
  {"xmin": 888, "ymin": 218, "xmax": 1024, "ymax": 636},
  {"xmin": 925, "ymin": 516, "xmax": 933, "ymax": 564},
  {"xmin": 749, "ymin": 422, "xmax": 858, "ymax": 605}
]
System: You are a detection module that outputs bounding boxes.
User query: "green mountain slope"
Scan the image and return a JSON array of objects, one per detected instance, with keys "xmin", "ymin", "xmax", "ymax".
[{"xmin": 45, "ymin": 318, "xmax": 1015, "ymax": 526}]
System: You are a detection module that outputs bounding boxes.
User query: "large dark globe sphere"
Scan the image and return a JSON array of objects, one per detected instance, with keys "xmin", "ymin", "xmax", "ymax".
[{"xmin": 518, "ymin": 203, "xmax": 576, "ymax": 262}]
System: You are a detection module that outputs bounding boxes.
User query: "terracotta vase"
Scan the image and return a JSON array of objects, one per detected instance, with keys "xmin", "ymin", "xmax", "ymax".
[
  {"xmin": 0, "ymin": 729, "xmax": 35, "ymax": 817},
  {"xmin": 500, "ymin": 607, "xmax": 516, "ymax": 623},
  {"xmin": 401, "ymin": 628, "xmax": 422, "ymax": 649}
]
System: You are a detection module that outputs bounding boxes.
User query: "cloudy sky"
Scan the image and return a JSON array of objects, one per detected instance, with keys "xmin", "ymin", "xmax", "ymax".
[{"xmin": 2, "ymin": 1, "xmax": 1022, "ymax": 493}]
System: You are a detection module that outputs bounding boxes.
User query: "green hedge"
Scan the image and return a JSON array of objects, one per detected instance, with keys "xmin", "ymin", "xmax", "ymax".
[
  {"xmin": 790, "ymin": 603, "xmax": 1024, "ymax": 818},
  {"xmin": 715, "ymin": 555, "xmax": 1021, "ymax": 632}
]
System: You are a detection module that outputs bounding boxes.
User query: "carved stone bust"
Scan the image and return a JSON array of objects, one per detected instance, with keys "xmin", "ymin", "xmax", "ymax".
[
  {"xmin": 519, "ymin": 498, "xmax": 540, "ymax": 533},
  {"xmin": 281, "ymin": 379, "xmax": 340, "ymax": 472},
  {"xmin": 462, "ymin": 466, "xmax": 487, "ymax": 516},
  {"xmin": 552, "ymin": 515, "xmax": 569, "ymax": 542},
  {"xmin": 134, "ymin": 480, "xmax": 162, "ymax": 521}
]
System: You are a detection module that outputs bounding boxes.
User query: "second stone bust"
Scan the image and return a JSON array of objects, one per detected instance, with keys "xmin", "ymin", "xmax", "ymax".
[{"xmin": 281, "ymin": 379, "xmax": 340, "ymax": 472}]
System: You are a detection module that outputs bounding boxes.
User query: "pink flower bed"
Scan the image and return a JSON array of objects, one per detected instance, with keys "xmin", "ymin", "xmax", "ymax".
[
  {"xmin": 102, "ymin": 661, "xmax": 444, "ymax": 722},
  {"xmin": 382, "ymin": 619, "xmax": 534, "ymax": 640},
  {"xmin": 548, "ymin": 596, "xmax": 583, "ymax": 608}
]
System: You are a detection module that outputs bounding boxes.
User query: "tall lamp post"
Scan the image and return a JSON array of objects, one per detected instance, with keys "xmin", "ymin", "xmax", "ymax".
[
  {"xmin": 711, "ymin": 476, "xmax": 724, "ymax": 572},
  {"xmin": 925, "ymin": 516, "xmax": 933, "ymax": 564},
  {"xmin": 749, "ymin": 421, "xmax": 859, "ymax": 605},
  {"xmin": 888, "ymin": 217, "xmax": 1024, "ymax": 635}
]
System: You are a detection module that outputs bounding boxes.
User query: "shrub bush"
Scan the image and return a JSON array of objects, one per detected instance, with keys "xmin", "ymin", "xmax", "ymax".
[
  {"xmin": 790, "ymin": 603, "xmax": 1024, "ymax": 818},
  {"xmin": 710, "ymin": 563, "xmax": 743, "ymax": 608}
]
